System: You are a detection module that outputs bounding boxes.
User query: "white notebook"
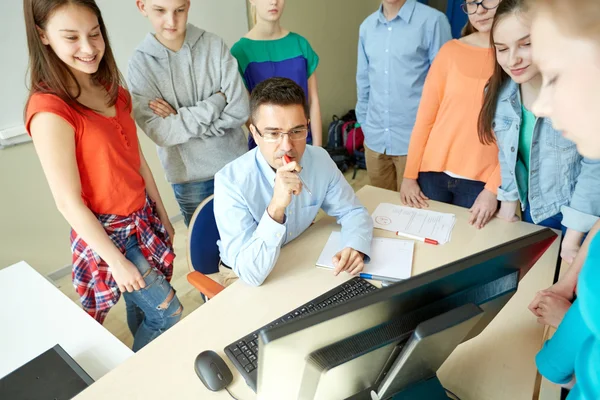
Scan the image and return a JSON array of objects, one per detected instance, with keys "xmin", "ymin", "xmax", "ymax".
[{"xmin": 316, "ymin": 232, "xmax": 414, "ymax": 281}]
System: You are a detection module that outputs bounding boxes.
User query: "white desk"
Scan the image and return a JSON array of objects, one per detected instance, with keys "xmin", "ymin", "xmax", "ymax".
[
  {"xmin": 0, "ymin": 261, "xmax": 133, "ymax": 381},
  {"xmin": 74, "ymin": 186, "xmax": 561, "ymax": 399}
]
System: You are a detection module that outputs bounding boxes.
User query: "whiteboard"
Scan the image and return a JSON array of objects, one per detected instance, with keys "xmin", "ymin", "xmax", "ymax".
[{"xmin": 0, "ymin": 0, "xmax": 249, "ymax": 142}]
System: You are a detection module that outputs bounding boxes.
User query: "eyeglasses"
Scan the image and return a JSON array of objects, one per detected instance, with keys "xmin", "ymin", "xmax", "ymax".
[
  {"xmin": 461, "ymin": 0, "xmax": 500, "ymax": 15},
  {"xmin": 252, "ymin": 124, "xmax": 309, "ymax": 143}
]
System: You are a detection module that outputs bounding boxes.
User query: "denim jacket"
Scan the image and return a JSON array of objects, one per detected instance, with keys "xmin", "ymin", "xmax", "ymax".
[{"xmin": 493, "ymin": 80, "xmax": 600, "ymax": 232}]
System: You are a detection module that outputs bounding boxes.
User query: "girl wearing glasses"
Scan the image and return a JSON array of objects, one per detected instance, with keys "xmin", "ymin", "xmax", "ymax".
[
  {"xmin": 400, "ymin": 0, "xmax": 502, "ymax": 229},
  {"xmin": 231, "ymin": 0, "xmax": 322, "ymax": 149},
  {"xmin": 528, "ymin": 1, "xmax": 600, "ymax": 397},
  {"xmin": 478, "ymin": 0, "xmax": 600, "ymax": 329}
]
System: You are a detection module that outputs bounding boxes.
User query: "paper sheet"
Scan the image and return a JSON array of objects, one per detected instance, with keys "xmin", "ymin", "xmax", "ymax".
[
  {"xmin": 371, "ymin": 203, "xmax": 456, "ymax": 245},
  {"xmin": 316, "ymin": 231, "xmax": 413, "ymax": 281}
]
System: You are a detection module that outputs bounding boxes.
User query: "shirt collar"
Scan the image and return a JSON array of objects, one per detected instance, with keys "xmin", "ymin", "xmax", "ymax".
[
  {"xmin": 377, "ymin": 0, "xmax": 417, "ymax": 25},
  {"xmin": 255, "ymin": 148, "xmax": 277, "ymax": 188},
  {"xmin": 498, "ymin": 79, "xmax": 520, "ymax": 103}
]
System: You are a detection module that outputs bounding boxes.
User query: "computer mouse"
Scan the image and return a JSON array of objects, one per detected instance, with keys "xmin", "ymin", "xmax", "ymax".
[{"xmin": 194, "ymin": 350, "xmax": 233, "ymax": 391}]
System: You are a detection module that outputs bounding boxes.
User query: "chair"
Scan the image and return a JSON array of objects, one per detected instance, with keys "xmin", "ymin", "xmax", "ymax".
[{"xmin": 186, "ymin": 195, "xmax": 226, "ymax": 299}]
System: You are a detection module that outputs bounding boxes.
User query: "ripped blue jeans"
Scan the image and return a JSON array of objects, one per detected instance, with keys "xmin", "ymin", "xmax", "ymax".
[{"xmin": 122, "ymin": 235, "xmax": 182, "ymax": 352}]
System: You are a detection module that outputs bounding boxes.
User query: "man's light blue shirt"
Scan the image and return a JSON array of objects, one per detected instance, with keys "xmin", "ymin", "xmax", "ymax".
[
  {"xmin": 356, "ymin": 1, "xmax": 451, "ymax": 156},
  {"xmin": 214, "ymin": 145, "xmax": 373, "ymax": 287}
]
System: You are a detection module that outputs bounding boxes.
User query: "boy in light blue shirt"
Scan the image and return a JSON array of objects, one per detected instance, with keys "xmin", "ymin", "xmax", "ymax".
[
  {"xmin": 356, "ymin": 0, "xmax": 451, "ymax": 191},
  {"xmin": 214, "ymin": 78, "xmax": 373, "ymax": 287}
]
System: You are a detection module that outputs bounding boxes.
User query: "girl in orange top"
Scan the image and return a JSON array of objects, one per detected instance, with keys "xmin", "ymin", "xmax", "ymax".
[
  {"xmin": 400, "ymin": 0, "xmax": 502, "ymax": 229},
  {"xmin": 24, "ymin": 0, "xmax": 180, "ymax": 351}
]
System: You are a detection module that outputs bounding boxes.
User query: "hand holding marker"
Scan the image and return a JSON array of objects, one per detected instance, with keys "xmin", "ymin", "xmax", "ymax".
[{"xmin": 283, "ymin": 155, "xmax": 312, "ymax": 196}]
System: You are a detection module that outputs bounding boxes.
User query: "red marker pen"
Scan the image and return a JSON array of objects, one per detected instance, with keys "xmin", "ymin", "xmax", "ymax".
[{"xmin": 395, "ymin": 231, "xmax": 439, "ymax": 245}]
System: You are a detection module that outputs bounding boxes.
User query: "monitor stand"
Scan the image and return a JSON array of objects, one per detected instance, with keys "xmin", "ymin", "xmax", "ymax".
[
  {"xmin": 374, "ymin": 303, "xmax": 484, "ymax": 400},
  {"xmin": 386, "ymin": 375, "xmax": 449, "ymax": 399},
  {"xmin": 348, "ymin": 376, "xmax": 450, "ymax": 400}
]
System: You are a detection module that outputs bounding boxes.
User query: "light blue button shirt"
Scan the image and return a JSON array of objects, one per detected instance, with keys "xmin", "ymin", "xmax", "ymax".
[
  {"xmin": 356, "ymin": 1, "xmax": 451, "ymax": 156},
  {"xmin": 214, "ymin": 145, "xmax": 373, "ymax": 287}
]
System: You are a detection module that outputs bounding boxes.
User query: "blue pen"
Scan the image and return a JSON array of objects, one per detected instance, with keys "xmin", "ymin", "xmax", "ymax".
[{"xmin": 359, "ymin": 273, "xmax": 402, "ymax": 283}]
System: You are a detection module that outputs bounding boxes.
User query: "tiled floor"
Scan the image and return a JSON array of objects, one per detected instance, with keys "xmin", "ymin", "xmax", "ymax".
[{"xmin": 55, "ymin": 168, "xmax": 371, "ymax": 348}]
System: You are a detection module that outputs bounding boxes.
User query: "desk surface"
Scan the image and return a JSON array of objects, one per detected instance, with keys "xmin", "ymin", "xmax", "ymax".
[
  {"xmin": 75, "ymin": 186, "xmax": 559, "ymax": 400},
  {"xmin": 0, "ymin": 262, "xmax": 133, "ymax": 381}
]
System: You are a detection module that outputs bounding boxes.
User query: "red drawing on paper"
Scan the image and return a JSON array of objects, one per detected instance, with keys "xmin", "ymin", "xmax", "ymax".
[{"xmin": 375, "ymin": 216, "xmax": 391, "ymax": 225}]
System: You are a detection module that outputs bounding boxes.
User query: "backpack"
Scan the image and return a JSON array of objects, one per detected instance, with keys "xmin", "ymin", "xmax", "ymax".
[
  {"xmin": 326, "ymin": 111, "xmax": 356, "ymax": 172},
  {"xmin": 342, "ymin": 122, "xmax": 364, "ymax": 156},
  {"xmin": 348, "ymin": 123, "xmax": 366, "ymax": 171},
  {"xmin": 327, "ymin": 148, "xmax": 351, "ymax": 173},
  {"xmin": 326, "ymin": 116, "xmax": 346, "ymax": 150},
  {"xmin": 326, "ymin": 110, "xmax": 356, "ymax": 150}
]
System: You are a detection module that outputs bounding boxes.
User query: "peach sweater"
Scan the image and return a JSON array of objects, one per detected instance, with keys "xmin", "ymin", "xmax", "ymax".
[{"xmin": 404, "ymin": 39, "xmax": 500, "ymax": 193}]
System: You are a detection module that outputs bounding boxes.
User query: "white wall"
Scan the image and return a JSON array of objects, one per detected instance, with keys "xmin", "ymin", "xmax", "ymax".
[{"xmin": 0, "ymin": 0, "xmax": 248, "ymax": 275}]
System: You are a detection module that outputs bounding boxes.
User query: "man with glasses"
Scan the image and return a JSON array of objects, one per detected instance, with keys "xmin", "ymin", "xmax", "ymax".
[
  {"xmin": 357, "ymin": 0, "xmax": 451, "ymax": 192},
  {"xmin": 214, "ymin": 78, "xmax": 373, "ymax": 287}
]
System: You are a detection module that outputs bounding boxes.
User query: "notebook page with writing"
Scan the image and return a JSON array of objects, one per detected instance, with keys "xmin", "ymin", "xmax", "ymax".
[
  {"xmin": 316, "ymin": 232, "xmax": 414, "ymax": 281},
  {"xmin": 371, "ymin": 203, "xmax": 456, "ymax": 245}
]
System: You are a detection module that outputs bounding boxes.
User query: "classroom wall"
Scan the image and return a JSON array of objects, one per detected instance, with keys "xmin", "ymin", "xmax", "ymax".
[
  {"xmin": 0, "ymin": 0, "xmax": 385, "ymax": 276},
  {"xmin": 280, "ymin": 0, "xmax": 383, "ymax": 141}
]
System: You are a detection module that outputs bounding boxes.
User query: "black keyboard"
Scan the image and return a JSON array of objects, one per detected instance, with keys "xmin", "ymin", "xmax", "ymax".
[{"xmin": 224, "ymin": 277, "xmax": 379, "ymax": 391}]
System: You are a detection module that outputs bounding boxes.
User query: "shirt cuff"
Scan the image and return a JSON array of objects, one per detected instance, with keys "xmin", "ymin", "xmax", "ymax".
[
  {"xmin": 403, "ymin": 168, "xmax": 419, "ymax": 180},
  {"xmin": 560, "ymin": 205, "xmax": 599, "ymax": 233},
  {"xmin": 343, "ymin": 235, "xmax": 373, "ymax": 263},
  {"xmin": 254, "ymin": 210, "xmax": 287, "ymax": 248},
  {"xmin": 207, "ymin": 92, "xmax": 227, "ymax": 112},
  {"xmin": 484, "ymin": 181, "xmax": 499, "ymax": 194},
  {"xmin": 497, "ymin": 187, "xmax": 519, "ymax": 202}
]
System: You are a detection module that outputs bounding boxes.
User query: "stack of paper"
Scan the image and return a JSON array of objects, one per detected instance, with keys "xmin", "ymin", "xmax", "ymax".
[
  {"xmin": 371, "ymin": 203, "xmax": 456, "ymax": 245},
  {"xmin": 316, "ymin": 231, "xmax": 414, "ymax": 281}
]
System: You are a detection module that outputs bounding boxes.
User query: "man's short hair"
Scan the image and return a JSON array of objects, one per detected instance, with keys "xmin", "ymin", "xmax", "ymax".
[{"xmin": 250, "ymin": 78, "xmax": 310, "ymax": 123}]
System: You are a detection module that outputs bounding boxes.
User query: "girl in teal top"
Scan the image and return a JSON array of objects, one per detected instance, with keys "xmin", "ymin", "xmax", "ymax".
[
  {"xmin": 232, "ymin": 0, "xmax": 322, "ymax": 149},
  {"xmin": 515, "ymin": 105, "xmax": 535, "ymax": 203},
  {"xmin": 528, "ymin": 0, "xmax": 600, "ymax": 397}
]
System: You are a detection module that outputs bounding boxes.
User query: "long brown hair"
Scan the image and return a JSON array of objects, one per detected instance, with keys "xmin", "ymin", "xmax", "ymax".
[
  {"xmin": 478, "ymin": 0, "xmax": 526, "ymax": 145},
  {"xmin": 23, "ymin": 0, "xmax": 123, "ymax": 115},
  {"xmin": 462, "ymin": 20, "xmax": 478, "ymax": 37}
]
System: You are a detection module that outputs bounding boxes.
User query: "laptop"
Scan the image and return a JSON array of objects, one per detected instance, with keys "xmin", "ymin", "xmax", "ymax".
[{"xmin": 0, "ymin": 344, "xmax": 94, "ymax": 400}]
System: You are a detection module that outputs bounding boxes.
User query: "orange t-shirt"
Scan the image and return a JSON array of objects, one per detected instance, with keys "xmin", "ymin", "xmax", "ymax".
[
  {"xmin": 26, "ymin": 87, "xmax": 146, "ymax": 216},
  {"xmin": 404, "ymin": 40, "xmax": 501, "ymax": 193}
]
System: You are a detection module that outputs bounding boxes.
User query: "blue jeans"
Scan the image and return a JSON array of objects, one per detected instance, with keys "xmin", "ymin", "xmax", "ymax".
[
  {"xmin": 523, "ymin": 203, "xmax": 567, "ymax": 237},
  {"xmin": 417, "ymin": 172, "xmax": 486, "ymax": 209},
  {"xmin": 172, "ymin": 179, "xmax": 215, "ymax": 227},
  {"xmin": 122, "ymin": 235, "xmax": 182, "ymax": 352}
]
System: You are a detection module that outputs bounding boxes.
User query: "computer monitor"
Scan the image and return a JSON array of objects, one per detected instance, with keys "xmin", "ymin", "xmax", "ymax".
[{"xmin": 256, "ymin": 228, "xmax": 557, "ymax": 400}]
